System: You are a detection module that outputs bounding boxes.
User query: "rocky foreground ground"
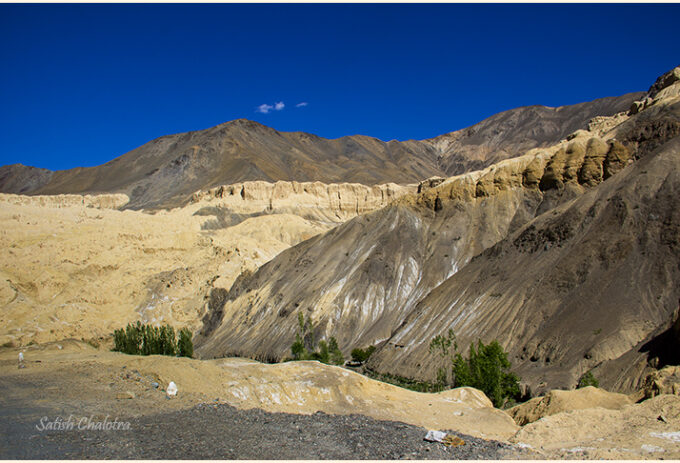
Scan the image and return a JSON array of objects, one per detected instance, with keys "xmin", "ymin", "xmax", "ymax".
[
  {"xmin": 1, "ymin": 401, "xmax": 525, "ymax": 460},
  {"xmin": 1, "ymin": 341, "xmax": 679, "ymax": 460}
]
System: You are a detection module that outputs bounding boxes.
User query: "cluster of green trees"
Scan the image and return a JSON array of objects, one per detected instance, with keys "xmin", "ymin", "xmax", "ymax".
[
  {"xmin": 113, "ymin": 321, "xmax": 193, "ymax": 358},
  {"xmin": 429, "ymin": 329, "xmax": 521, "ymax": 407},
  {"xmin": 290, "ymin": 313, "xmax": 344, "ymax": 365}
]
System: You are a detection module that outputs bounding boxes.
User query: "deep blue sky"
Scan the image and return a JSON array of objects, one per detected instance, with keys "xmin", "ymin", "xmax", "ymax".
[{"xmin": 1, "ymin": 4, "xmax": 678, "ymax": 171}]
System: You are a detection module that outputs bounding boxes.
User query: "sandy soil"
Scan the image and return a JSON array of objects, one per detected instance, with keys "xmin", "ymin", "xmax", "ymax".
[{"xmin": 0, "ymin": 193, "xmax": 331, "ymax": 347}]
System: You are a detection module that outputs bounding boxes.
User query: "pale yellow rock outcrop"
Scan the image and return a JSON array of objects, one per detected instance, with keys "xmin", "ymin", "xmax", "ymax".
[
  {"xmin": 507, "ymin": 386, "xmax": 633, "ymax": 426},
  {"xmin": 641, "ymin": 365, "xmax": 680, "ymax": 399},
  {"xmin": 399, "ymin": 134, "xmax": 631, "ymax": 214},
  {"xmin": 511, "ymin": 394, "xmax": 680, "ymax": 459},
  {"xmin": 190, "ymin": 180, "xmax": 416, "ymax": 222},
  {"xmin": 0, "ymin": 342, "xmax": 518, "ymax": 441}
]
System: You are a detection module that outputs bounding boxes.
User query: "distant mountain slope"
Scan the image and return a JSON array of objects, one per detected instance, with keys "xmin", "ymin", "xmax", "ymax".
[
  {"xmin": 1, "ymin": 121, "xmax": 442, "ymax": 209},
  {"xmin": 0, "ymin": 164, "xmax": 53, "ymax": 194},
  {"xmin": 0, "ymin": 93, "xmax": 642, "ymax": 209},
  {"xmin": 425, "ymin": 92, "xmax": 644, "ymax": 175}
]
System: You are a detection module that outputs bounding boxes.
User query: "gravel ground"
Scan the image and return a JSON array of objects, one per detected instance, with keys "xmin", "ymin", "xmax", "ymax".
[{"xmin": 2, "ymin": 402, "xmax": 532, "ymax": 459}]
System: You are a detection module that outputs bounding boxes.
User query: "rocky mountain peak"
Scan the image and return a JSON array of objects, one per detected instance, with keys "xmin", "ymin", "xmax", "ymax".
[{"xmin": 647, "ymin": 65, "xmax": 680, "ymax": 98}]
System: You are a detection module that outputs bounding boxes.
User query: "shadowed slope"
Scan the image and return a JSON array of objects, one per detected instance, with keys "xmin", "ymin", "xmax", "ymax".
[{"xmin": 373, "ymin": 135, "xmax": 680, "ymax": 395}]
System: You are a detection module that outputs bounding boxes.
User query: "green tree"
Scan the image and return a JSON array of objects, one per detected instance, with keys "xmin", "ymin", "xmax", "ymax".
[
  {"xmin": 328, "ymin": 337, "xmax": 344, "ymax": 365},
  {"xmin": 429, "ymin": 329, "xmax": 456, "ymax": 390},
  {"xmin": 291, "ymin": 333, "xmax": 306, "ymax": 360},
  {"xmin": 290, "ymin": 313, "xmax": 346, "ymax": 365},
  {"xmin": 351, "ymin": 348, "xmax": 366, "ymax": 363},
  {"xmin": 298, "ymin": 312, "xmax": 305, "ymax": 333},
  {"xmin": 429, "ymin": 329, "xmax": 456, "ymax": 356},
  {"xmin": 292, "ymin": 312, "xmax": 310, "ymax": 360},
  {"xmin": 452, "ymin": 339, "xmax": 520, "ymax": 407},
  {"xmin": 428, "ymin": 330, "xmax": 521, "ymax": 407},
  {"xmin": 113, "ymin": 327, "xmax": 126, "ymax": 353},
  {"xmin": 178, "ymin": 328, "xmax": 194, "ymax": 358},
  {"xmin": 452, "ymin": 352, "xmax": 472, "ymax": 386},
  {"xmin": 295, "ymin": 312, "xmax": 316, "ymax": 354},
  {"xmin": 316, "ymin": 340, "xmax": 330, "ymax": 363},
  {"xmin": 159, "ymin": 325, "xmax": 176, "ymax": 356},
  {"xmin": 113, "ymin": 322, "xmax": 186, "ymax": 357},
  {"xmin": 123, "ymin": 321, "xmax": 142, "ymax": 354}
]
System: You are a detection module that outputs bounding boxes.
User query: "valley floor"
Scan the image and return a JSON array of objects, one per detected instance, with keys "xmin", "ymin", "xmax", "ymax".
[{"xmin": 1, "ymin": 341, "xmax": 679, "ymax": 460}]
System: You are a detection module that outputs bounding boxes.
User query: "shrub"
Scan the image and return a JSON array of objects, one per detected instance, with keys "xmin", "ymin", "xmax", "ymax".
[
  {"xmin": 291, "ymin": 333, "xmax": 305, "ymax": 360},
  {"xmin": 290, "ymin": 313, "xmax": 344, "ymax": 365},
  {"xmin": 159, "ymin": 325, "xmax": 177, "ymax": 356},
  {"xmin": 363, "ymin": 369, "xmax": 442, "ymax": 393},
  {"xmin": 316, "ymin": 340, "xmax": 330, "ymax": 364},
  {"xmin": 429, "ymin": 329, "xmax": 457, "ymax": 390},
  {"xmin": 351, "ymin": 345, "xmax": 376, "ymax": 363},
  {"xmin": 577, "ymin": 371, "xmax": 599, "ymax": 388},
  {"xmin": 112, "ymin": 322, "xmax": 192, "ymax": 358},
  {"xmin": 290, "ymin": 312, "xmax": 314, "ymax": 360}
]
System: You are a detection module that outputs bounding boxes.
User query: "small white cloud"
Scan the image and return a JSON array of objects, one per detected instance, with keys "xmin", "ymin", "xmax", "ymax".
[
  {"xmin": 256, "ymin": 103, "xmax": 274, "ymax": 114},
  {"xmin": 274, "ymin": 101, "xmax": 285, "ymax": 111},
  {"xmin": 296, "ymin": 102, "xmax": 308, "ymax": 107}
]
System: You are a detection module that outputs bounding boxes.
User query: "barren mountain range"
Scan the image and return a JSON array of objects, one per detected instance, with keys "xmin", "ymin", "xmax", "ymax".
[
  {"xmin": 2, "ymin": 66, "xmax": 679, "ymax": 404},
  {"xmin": 0, "ymin": 92, "xmax": 640, "ymax": 209}
]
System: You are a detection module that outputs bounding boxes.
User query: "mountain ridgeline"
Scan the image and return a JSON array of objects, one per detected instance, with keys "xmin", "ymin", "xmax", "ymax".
[{"xmin": 0, "ymin": 93, "xmax": 641, "ymax": 209}]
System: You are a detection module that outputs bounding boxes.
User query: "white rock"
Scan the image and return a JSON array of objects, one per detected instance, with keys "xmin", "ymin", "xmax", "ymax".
[
  {"xmin": 650, "ymin": 431, "xmax": 680, "ymax": 442},
  {"xmin": 424, "ymin": 430, "xmax": 447, "ymax": 443},
  {"xmin": 641, "ymin": 444, "xmax": 665, "ymax": 453}
]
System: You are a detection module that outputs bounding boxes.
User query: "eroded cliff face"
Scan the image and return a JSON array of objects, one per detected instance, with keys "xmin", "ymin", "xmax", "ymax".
[
  {"xmin": 0, "ymin": 192, "xmax": 130, "ymax": 209},
  {"xmin": 189, "ymin": 180, "xmax": 415, "ymax": 224},
  {"xmin": 197, "ymin": 67, "xmax": 680, "ymax": 395},
  {"xmin": 0, "ymin": 199, "xmax": 331, "ymax": 347}
]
